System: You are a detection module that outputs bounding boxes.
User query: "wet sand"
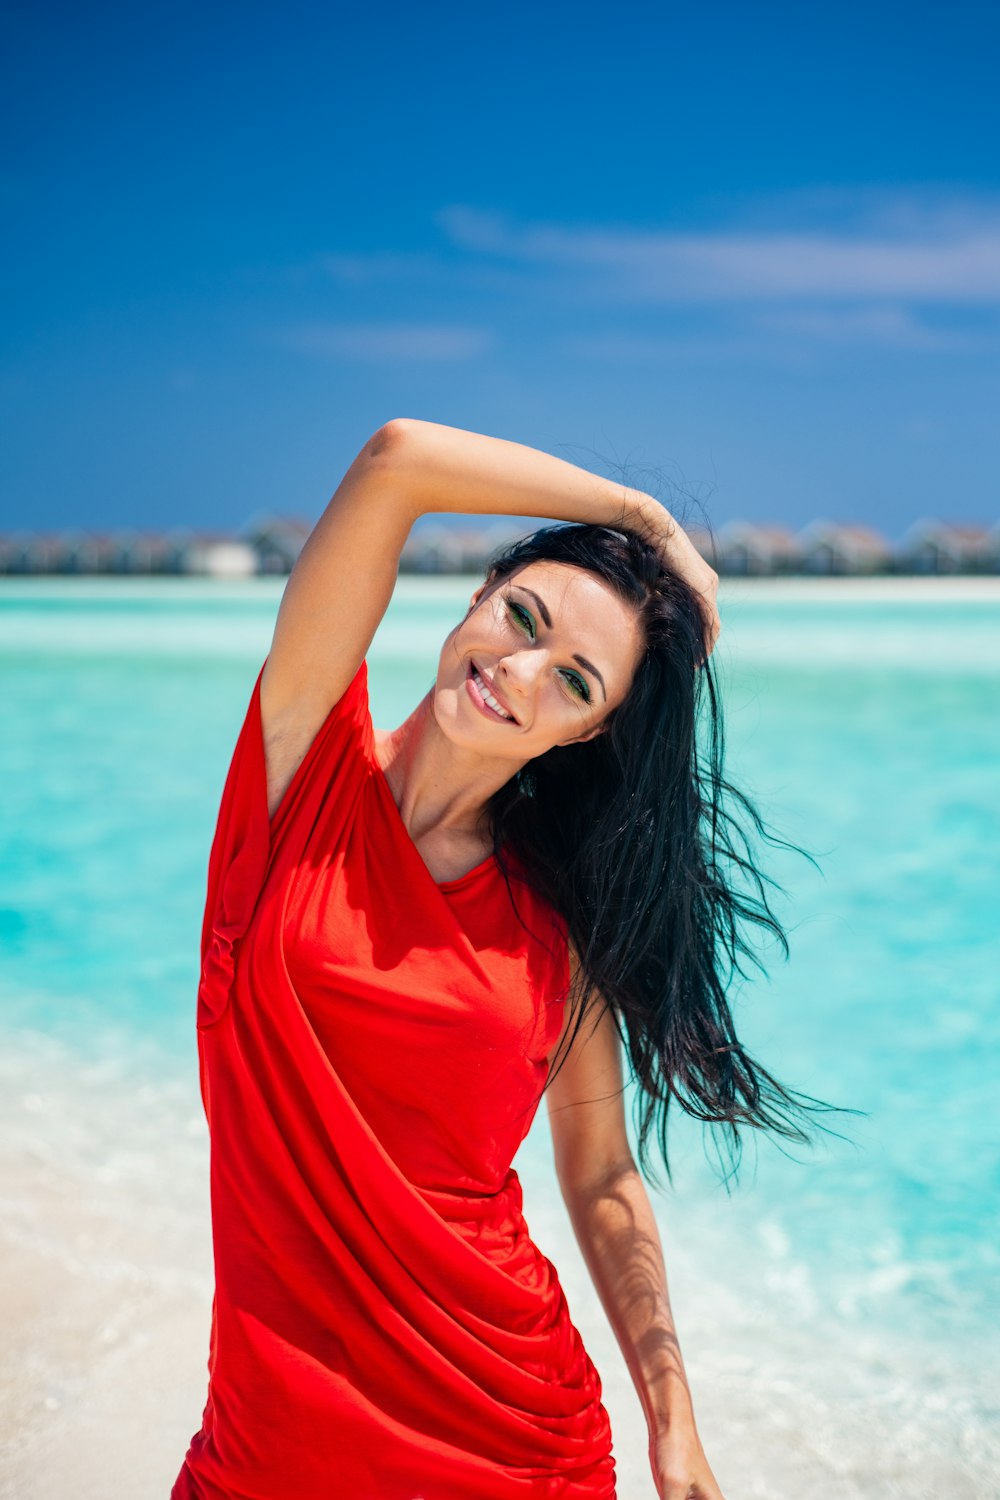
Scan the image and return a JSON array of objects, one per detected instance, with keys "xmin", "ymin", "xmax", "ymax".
[{"xmin": 1, "ymin": 1030, "xmax": 995, "ymax": 1499}]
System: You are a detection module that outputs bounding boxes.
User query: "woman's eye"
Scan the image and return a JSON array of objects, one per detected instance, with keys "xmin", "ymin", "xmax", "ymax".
[
  {"xmin": 507, "ymin": 600, "xmax": 535, "ymax": 637},
  {"xmin": 504, "ymin": 596, "xmax": 589, "ymax": 703},
  {"xmin": 562, "ymin": 672, "xmax": 590, "ymax": 703}
]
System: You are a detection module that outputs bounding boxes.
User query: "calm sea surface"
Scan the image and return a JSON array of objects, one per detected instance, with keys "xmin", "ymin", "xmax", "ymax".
[{"xmin": 2, "ymin": 575, "xmax": 998, "ymax": 1498}]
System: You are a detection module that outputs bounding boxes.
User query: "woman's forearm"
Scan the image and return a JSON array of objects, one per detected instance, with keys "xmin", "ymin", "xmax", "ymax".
[
  {"xmin": 380, "ymin": 417, "xmax": 655, "ymax": 533},
  {"xmin": 563, "ymin": 1165, "xmax": 699, "ymax": 1439},
  {"xmin": 371, "ymin": 416, "xmax": 723, "ymax": 661}
]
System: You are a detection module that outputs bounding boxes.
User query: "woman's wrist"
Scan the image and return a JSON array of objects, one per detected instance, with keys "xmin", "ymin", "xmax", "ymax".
[
  {"xmin": 641, "ymin": 1364, "xmax": 698, "ymax": 1439},
  {"xmin": 628, "ymin": 495, "xmax": 721, "ymax": 661},
  {"xmin": 627, "ymin": 494, "xmax": 679, "ymax": 547}
]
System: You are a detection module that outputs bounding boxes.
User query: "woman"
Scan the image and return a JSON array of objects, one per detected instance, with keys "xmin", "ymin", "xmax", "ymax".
[{"xmin": 172, "ymin": 419, "xmax": 839, "ymax": 1500}]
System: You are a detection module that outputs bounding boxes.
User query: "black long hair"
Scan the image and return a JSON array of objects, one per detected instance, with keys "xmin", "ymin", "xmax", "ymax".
[{"xmin": 479, "ymin": 521, "xmax": 860, "ymax": 1193}]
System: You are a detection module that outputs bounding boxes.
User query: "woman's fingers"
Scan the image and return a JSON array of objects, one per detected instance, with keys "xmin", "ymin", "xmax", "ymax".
[
  {"xmin": 634, "ymin": 499, "xmax": 722, "ymax": 662},
  {"xmin": 649, "ymin": 1425, "xmax": 728, "ymax": 1499}
]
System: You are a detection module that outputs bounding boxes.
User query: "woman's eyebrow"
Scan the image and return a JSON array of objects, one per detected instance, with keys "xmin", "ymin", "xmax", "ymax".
[{"xmin": 513, "ymin": 584, "xmax": 607, "ymax": 702}]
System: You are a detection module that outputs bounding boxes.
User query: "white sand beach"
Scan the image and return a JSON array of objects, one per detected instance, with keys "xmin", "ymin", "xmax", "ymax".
[{"xmin": 1, "ymin": 1031, "xmax": 995, "ymax": 1500}]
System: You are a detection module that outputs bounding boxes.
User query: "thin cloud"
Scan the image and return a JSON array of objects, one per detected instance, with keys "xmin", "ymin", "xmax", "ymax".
[
  {"xmin": 314, "ymin": 251, "xmax": 445, "ymax": 286},
  {"xmin": 274, "ymin": 192, "xmax": 1000, "ymax": 357},
  {"xmin": 563, "ymin": 327, "xmax": 797, "ymax": 361},
  {"xmin": 436, "ymin": 200, "xmax": 1000, "ymax": 303},
  {"xmin": 274, "ymin": 321, "xmax": 494, "ymax": 362},
  {"xmin": 752, "ymin": 304, "xmax": 997, "ymax": 351}
]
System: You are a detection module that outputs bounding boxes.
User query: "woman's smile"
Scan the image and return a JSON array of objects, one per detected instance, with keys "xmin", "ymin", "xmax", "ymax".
[{"xmin": 466, "ymin": 660, "xmax": 519, "ymax": 724}]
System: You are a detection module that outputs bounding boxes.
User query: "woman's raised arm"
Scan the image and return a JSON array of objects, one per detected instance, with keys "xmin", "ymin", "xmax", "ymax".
[
  {"xmin": 261, "ymin": 414, "xmax": 649, "ymax": 737},
  {"xmin": 259, "ymin": 421, "xmax": 423, "ymax": 817},
  {"xmin": 260, "ymin": 417, "xmax": 719, "ymax": 817},
  {"xmin": 379, "ymin": 418, "xmax": 720, "ymax": 658},
  {"xmin": 260, "ymin": 421, "xmax": 413, "ymax": 729}
]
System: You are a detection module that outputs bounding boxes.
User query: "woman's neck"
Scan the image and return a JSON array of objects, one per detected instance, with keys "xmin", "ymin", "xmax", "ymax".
[{"xmin": 373, "ymin": 691, "xmax": 515, "ymax": 853}]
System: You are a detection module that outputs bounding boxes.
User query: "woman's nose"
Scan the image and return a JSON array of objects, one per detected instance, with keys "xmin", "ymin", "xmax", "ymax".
[{"xmin": 497, "ymin": 648, "xmax": 547, "ymax": 700}]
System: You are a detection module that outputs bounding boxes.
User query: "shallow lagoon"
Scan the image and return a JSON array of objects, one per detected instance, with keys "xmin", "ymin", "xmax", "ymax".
[{"xmin": 2, "ymin": 576, "xmax": 998, "ymax": 1498}]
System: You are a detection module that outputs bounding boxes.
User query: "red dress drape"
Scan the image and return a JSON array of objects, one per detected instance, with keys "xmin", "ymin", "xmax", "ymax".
[{"xmin": 170, "ymin": 658, "xmax": 617, "ymax": 1498}]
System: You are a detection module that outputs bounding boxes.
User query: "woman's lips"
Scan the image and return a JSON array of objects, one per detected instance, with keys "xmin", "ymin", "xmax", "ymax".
[{"xmin": 466, "ymin": 661, "xmax": 518, "ymax": 723}]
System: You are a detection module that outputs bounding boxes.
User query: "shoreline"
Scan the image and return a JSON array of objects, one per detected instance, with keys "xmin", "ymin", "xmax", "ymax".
[{"xmin": 1, "ymin": 572, "xmax": 1000, "ymax": 605}]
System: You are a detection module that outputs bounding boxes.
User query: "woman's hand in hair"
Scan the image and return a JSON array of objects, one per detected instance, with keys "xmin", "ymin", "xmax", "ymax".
[
  {"xmin": 633, "ymin": 498, "xmax": 721, "ymax": 664},
  {"xmin": 649, "ymin": 1420, "xmax": 728, "ymax": 1500}
]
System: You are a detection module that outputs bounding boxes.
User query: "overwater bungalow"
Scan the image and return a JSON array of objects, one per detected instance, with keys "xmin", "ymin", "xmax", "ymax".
[
  {"xmin": 100, "ymin": 529, "xmax": 178, "ymax": 574},
  {"xmin": 0, "ymin": 531, "xmax": 65, "ymax": 573},
  {"xmin": 42, "ymin": 530, "xmax": 116, "ymax": 573},
  {"xmin": 796, "ymin": 521, "xmax": 892, "ymax": 575},
  {"xmin": 898, "ymin": 520, "xmax": 996, "ymax": 574},
  {"xmin": 714, "ymin": 521, "xmax": 800, "ymax": 575},
  {"xmin": 400, "ymin": 521, "xmax": 526, "ymax": 574},
  {"xmin": 240, "ymin": 516, "xmax": 314, "ymax": 574},
  {"xmin": 2, "ymin": 514, "xmax": 998, "ymax": 577}
]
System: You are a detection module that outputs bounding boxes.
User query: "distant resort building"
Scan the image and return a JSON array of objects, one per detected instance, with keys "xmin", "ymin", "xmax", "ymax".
[
  {"xmin": 897, "ymin": 519, "xmax": 999, "ymax": 574},
  {"xmin": 0, "ymin": 527, "xmax": 254, "ymax": 576},
  {"xmin": 400, "ymin": 520, "xmax": 527, "ymax": 574},
  {"xmin": 1, "ymin": 514, "xmax": 998, "ymax": 576},
  {"xmin": 714, "ymin": 522, "xmax": 800, "ymax": 576},
  {"xmin": 794, "ymin": 521, "xmax": 893, "ymax": 575},
  {"xmin": 241, "ymin": 515, "xmax": 313, "ymax": 574},
  {"xmin": 182, "ymin": 537, "xmax": 258, "ymax": 577}
]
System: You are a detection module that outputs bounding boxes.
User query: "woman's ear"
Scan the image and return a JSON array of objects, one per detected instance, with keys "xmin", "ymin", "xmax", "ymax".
[
  {"xmin": 557, "ymin": 719, "xmax": 608, "ymax": 748},
  {"xmin": 466, "ymin": 580, "xmax": 491, "ymax": 615}
]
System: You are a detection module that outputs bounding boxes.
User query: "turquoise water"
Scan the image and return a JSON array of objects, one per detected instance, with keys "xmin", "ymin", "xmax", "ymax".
[{"xmin": 2, "ymin": 576, "xmax": 998, "ymax": 1492}]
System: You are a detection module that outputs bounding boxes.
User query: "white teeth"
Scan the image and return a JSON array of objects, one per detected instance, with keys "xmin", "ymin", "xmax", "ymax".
[{"xmin": 473, "ymin": 666, "xmax": 513, "ymax": 720}]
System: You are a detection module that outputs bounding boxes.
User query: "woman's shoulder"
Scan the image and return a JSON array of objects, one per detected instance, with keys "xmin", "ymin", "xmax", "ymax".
[{"xmin": 262, "ymin": 656, "xmax": 374, "ymax": 827}]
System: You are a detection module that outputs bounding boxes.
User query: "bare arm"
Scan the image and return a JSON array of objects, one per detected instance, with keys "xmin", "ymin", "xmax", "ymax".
[
  {"xmin": 258, "ymin": 417, "xmax": 652, "ymax": 816},
  {"xmin": 386, "ymin": 418, "xmax": 720, "ymax": 657},
  {"xmin": 259, "ymin": 417, "xmax": 717, "ymax": 819},
  {"xmin": 258, "ymin": 422, "xmax": 416, "ymax": 816},
  {"xmin": 547, "ymin": 950, "xmax": 725, "ymax": 1498},
  {"xmin": 379, "ymin": 416, "xmax": 653, "ymax": 532}
]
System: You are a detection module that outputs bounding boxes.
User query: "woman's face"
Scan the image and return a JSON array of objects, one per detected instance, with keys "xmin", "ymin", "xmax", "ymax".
[{"xmin": 433, "ymin": 559, "xmax": 645, "ymax": 762}]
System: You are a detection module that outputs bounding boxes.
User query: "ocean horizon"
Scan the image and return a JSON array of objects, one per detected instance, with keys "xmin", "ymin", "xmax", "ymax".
[{"xmin": 2, "ymin": 574, "xmax": 998, "ymax": 1499}]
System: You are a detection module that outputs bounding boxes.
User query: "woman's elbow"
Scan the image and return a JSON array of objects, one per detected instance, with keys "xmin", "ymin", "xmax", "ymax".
[
  {"xmin": 556, "ymin": 1149, "xmax": 638, "ymax": 1205},
  {"xmin": 368, "ymin": 417, "xmax": 424, "ymax": 460}
]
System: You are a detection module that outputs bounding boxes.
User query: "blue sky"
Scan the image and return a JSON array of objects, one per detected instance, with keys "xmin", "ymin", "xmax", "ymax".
[{"xmin": 2, "ymin": 0, "xmax": 998, "ymax": 540}]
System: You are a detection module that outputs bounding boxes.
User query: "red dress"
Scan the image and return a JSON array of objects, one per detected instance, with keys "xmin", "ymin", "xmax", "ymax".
[{"xmin": 171, "ymin": 658, "xmax": 617, "ymax": 1499}]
